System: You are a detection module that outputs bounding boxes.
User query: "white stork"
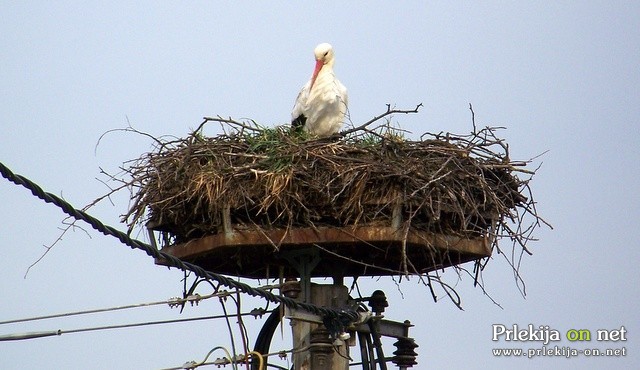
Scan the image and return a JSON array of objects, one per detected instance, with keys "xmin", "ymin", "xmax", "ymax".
[{"xmin": 291, "ymin": 43, "xmax": 348, "ymax": 137}]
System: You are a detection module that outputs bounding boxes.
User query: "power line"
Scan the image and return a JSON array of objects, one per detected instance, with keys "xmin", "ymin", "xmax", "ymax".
[
  {"xmin": 0, "ymin": 310, "xmax": 271, "ymax": 342},
  {"xmin": 160, "ymin": 347, "xmax": 293, "ymax": 370},
  {"xmin": 0, "ymin": 293, "xmax": 220, "ymax": 326},
  {"xmin": 0, "ymin": 160, "xmax": 359, "ymax": 324},
  {"xmin": 159, "ymin": 346, "xmax": 237, "ymax": 370}
]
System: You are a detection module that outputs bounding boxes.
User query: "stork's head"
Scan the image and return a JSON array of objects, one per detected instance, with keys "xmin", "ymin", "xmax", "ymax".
[
  {"xmin": 314, "ymin": 43, "xmax": 335, "ymax": 65},
  {"xmin": 310, "ymin": 43, "xmax": 335, "ymax": 90}
]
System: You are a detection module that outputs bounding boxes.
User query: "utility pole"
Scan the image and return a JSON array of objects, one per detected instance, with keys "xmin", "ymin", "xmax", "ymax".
[
  {"xmin": 289, "ymin": 282, "xmax": 350, "ymax": 370},
  {"xmin": 282, "ymin": 249, "xmax": 350, "ymax": 370}
]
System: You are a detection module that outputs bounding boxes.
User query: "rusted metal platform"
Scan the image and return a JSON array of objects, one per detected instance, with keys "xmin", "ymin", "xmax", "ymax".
[{"xmin": 153, "ymin": 225, "xmax": 492, "ymax": 279}]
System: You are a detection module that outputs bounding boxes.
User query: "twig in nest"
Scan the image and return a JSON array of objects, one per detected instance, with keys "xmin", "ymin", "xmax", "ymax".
[
  {"xmin": 340, "ymin": 103, "xmax": 422, "ymax": 136},
  {"xmin": 25, "ymin": 197, "xmax": 92, "ymax": 278},
  {"xmin": 201, "ymin": 116, "xmax": 263, "ymax": 133},
  {"xmin": 94, "ymin": 117, "xmax": 176, "ymax": 155},
  {"xmin": 469, "ymin": 103, "xmax": 477, "ymax": 134}
]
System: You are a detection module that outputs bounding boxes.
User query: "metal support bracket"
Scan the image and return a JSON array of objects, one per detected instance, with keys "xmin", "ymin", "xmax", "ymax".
[{"xmin": 280, "ymin": 248, "xmax": 321, "ymax": 303}]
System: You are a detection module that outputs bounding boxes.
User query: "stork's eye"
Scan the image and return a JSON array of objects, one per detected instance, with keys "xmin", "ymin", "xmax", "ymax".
[{"xmin": 323, "ymin": 51, "xmax": 329, "ymax": 57}]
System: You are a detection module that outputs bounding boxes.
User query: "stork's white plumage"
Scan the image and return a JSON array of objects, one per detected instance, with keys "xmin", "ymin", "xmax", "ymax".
[{"xmin": 291, "ymin": 43, "xmax": 348, "ymax": 137}]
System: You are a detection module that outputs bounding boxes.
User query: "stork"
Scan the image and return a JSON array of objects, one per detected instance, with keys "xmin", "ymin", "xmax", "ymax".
[{"xmin": 291, "ymin": 43, "xmax": 348, "ymax": 137}]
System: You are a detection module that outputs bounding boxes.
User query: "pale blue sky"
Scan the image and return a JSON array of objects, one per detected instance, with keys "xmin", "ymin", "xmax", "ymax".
[{"xmin": 1, "ymin": 2, "xmax": 639, "ymax": 369}]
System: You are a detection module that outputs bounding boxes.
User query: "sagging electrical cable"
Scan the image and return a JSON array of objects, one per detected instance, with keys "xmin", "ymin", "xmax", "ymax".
[
  {"xmin": 159, "ymin": 349, "xmax": 265, "ymax": 370},
  {"xmin": 0, "ymin": 310, "xmax": 271, "ymax": 342},
  {"xmin": 161, "ymin": 346, "xmax": 235, "ymax": 370},
  {"xmin": 252, "ymin": 308, "xmax": 280, "ymax": 370},
  {"xmin": 0, "ymin": 293, "xmax": 219, "ymax": 326}
]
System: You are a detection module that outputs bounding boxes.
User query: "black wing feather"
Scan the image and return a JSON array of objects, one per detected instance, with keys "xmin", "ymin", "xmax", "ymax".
[{"xmin": 292, "ymin": 114, "xmax": 307, "ymax": 129}]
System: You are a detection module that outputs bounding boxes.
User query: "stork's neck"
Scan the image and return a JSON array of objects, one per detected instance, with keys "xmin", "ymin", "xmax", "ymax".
[
  {"xmin": 324, "ymin": 58, "xmax": 335, "ymax": 69},
  {"xmin": 317, "ymin": 62, "xmax": 335, "ymax": 79}
]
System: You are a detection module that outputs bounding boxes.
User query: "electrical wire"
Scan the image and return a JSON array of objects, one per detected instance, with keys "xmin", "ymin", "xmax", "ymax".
[
  {"xmin": 158, "ymin": 347, "xmax": 267, "ymax": 370},
  {"xmin": 229, "ymin": 291, "xmax": 252, "ymax": 369},
  {"xmin": 252, "ymin": 306, "xmax": 281, "ymax": 370},
  {"xmin": 246, "ymin": 351, "xmax": 264, "ymax": 370},
  {"xmin": 0, "ymin": 293, "xmax": 219, "ymax": 326},
  {"xmin": 0, "ymin": 160, "xmax": 359, "ymax": 324},
  {"xmin": 162, "ymin": 348, "xmax": 286, "ymax": 370},
  {"xmin": 159, "ymin": 345, "xmax": 236, "ymax": 370},
  {"xmin": 0, "ymin": 310, "xmax": 271, "ymax": 342},
  {"xmin": 185, "ymin": 278, "xmax": 242, "ymax": 369},
  {"xmin": 219, "ymin": 297, "xmax": 239, "ymax": 368}
]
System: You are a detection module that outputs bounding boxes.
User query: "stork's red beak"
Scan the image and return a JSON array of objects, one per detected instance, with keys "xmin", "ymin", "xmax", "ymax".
[{"xmin": 310, "ymin": 59, "xmax": 324, "ymax": 90}]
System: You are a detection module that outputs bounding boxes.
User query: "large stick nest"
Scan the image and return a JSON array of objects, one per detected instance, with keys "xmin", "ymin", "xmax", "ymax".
[{"xmin": 121, "ymin": 114, "xmax": 543, "ymax": 257}]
